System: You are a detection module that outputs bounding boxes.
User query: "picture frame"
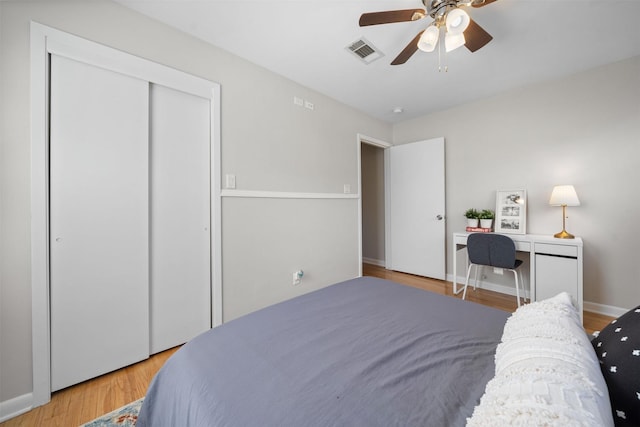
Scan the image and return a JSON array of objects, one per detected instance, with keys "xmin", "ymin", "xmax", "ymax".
[{"xmin": 495, "ymin": 189, "xmax": 527, "ymax": 234}]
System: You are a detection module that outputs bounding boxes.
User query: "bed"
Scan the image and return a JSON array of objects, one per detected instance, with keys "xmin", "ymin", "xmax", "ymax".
[{"xmin": 137, "ymin": 276, "xmax": 619, "ymax": 426}]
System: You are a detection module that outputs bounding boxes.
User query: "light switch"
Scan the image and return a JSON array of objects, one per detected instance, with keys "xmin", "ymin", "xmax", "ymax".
[{"xmin": 225, "ymin": 174, "xmax": 236, "ymax": 189}]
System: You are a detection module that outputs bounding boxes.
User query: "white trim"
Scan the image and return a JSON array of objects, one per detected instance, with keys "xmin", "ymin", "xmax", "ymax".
[
  {"xmin": 357, "ymin": 135, "xmax": 363, "ymax": 277},
  {"xmin": 362, "ymin": 257, "xmax": 385, "ymax": 267},
  {"xmin": 210, "ymin": 84, "xmax": 223, "ymax": 327},
  {"xmin": 30, "ymin": 21, "xmax": 52, "ymax": 409},
  {"xmin": 446, "ymin": 274, "xmax": 532, "ymax": 301},
  {"xmin": 358, "ymin": 133, "xmax": 392, "ymax": 149},
  {"xmin": 583, "ymin": 301, "xmax": 628, "ymax": 319},
  {"xmin": 34, "ymin": 22, "xmax": 213, "ymax": 99},
  {"xmin": 30, "ymin": 22, "xmax": 223, "ymax": 408},
  {"xmin": 384, "ymin": 148, "xmax": 391, "ymax": 270},
  {"xmin": 220, "ymin": 189, "xmax": 358, "ymax": 199},
  {"xmin": 447, "ymin": 273, "xmax": 627, "ymax": 318},
  {"xmin": 0, "ymin": 393, "xmax": 33, "ymax": 423}
]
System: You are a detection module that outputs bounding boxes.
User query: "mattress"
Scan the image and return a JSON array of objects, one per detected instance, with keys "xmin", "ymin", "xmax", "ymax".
[{"xmin": 137, "ymin": 276, "xmax": 510, "ymax": 426}]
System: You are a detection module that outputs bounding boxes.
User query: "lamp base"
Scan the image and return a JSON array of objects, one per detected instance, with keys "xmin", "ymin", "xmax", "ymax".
[{"xmin": 554, "ymin": 230, "xmax": 575, "ymax": 239}]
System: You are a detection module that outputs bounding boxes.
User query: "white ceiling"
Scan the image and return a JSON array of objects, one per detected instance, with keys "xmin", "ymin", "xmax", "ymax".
[{"xmin": 114, "ymin": 0, "xmax": 640, "ymax": 123}]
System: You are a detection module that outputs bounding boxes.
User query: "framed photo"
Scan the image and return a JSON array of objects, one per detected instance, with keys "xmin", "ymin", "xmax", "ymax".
[{"xmin": 495, "ymin": 190, "xmax": 527, "ymax": 234}]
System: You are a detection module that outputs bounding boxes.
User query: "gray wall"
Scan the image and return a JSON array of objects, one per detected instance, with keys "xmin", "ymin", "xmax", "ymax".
[
  {"xmin": 0, "ymin": 0, "xmax": 390, "ymax": 405},
  {"xmin": 394, "ymin": 55, "xmax": 640, "ymax": 311}
]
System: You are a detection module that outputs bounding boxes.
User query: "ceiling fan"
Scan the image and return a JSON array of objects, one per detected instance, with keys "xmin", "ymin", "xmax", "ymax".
[{"xmin": 359, "ymin": 0, "xmax": 496, "ymax": 65}]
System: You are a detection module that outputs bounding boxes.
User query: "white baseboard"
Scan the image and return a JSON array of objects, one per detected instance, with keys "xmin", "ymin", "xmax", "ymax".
[
  {"xmin": 0, "ymin": 392, "xmax": 33, "ymax": 423},
  {"xmin": 362, "ymin": 257, "xmax": 385, "ymax": 267},
  {"xmin": 583, "ymin": 301, "xmax": 628, "ymax": 318},
  {"xmin": 447, "ymin": 274, "xmax": 532, "ymax": 300},
  {"xmin": 447, "ymin": 274, "xmax": 626, "ymax": 318}
]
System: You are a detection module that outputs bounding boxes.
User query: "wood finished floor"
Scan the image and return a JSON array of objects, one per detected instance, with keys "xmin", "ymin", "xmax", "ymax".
[
  {"xmin": 362, "ymin": 263, "xmax": 613, "ymax": 335},
  {"xmin": 0, "ymin": 347, "xmax": 179, "ymax": 427},
  {"xmin": 2, "ymin": 264, "xmax": 614, "ymax": 426}
]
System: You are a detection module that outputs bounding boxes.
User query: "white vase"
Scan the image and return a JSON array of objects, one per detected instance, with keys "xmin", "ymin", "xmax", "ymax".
[
  {"xmin": 466, "ymin": 218, "xmax": 479, "ymax": 227},
  {"xmin": 480, "ymin": 219, "xmax": 493, "ymax": 229}
]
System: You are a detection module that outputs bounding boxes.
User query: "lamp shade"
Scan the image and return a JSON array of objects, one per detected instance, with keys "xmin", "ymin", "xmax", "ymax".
[
  {"xmin": 446, "ymin": 8, "xmax": 470, "ymax": 35},
  {"xmin": 549, "ymin": 185, "xmax": 580, "ymax": 206},
  {"xmin": 445, "ymin": 32, "xmax": 466, "ymax": 52},
  {"xmin": 418, "ymin": 25, "xmax": 440, "ymax": 52}
]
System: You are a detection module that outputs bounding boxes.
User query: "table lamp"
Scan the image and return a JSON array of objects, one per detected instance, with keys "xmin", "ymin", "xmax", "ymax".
[{"xmin": 549, "ymin": 185, "xmax": 580, "ymax": 239}]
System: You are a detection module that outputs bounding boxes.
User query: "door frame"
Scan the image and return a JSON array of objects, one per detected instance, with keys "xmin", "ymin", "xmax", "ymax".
[
  {"xmin": 357, "ymin": 134, "xmax": 392, "ymax": 276},
  {"xmin": 30, "ymin": 23, "xmax": 222, "ymax": 407}
]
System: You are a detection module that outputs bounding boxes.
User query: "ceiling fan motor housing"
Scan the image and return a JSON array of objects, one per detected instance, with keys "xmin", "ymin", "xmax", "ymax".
[
  {"xmin": 425, "ymin": 0, "xmax": 455, "ymax": 18},
  {"xmin": 424, "ymin": 0, "xmax": 474, "ymax": 19}
]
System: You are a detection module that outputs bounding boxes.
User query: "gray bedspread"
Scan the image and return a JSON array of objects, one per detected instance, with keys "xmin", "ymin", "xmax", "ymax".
[{"xmin": 137, "ymin": 277, "xmax": 509, "ymax": 427}]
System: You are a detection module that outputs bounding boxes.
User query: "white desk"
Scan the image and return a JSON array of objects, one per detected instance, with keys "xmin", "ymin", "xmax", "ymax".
[{"xmin": 453, "ymin": 232, "xmax": 584, "ymax": 319}]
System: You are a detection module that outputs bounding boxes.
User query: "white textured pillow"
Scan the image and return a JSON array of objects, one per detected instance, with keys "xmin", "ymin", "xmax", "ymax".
[{"xmin": 467, "ymin": 292, "xmax": 614, "ymax": 427}]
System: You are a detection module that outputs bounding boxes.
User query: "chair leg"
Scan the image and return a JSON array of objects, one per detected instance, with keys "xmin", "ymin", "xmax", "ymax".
[
  {"xmin": 463, "ymin": 264, "xmax": 475, "ymax": 300},
  {"xmin": 512, "ymin": 269, "xmax": 521, "ymax": 307},
  {"xmin": 473, "ymin": 265, "xmax": 481, "ymax": 291},
  {"xmin": 519, "ymin": 270, "xmax": 526, "ymax": 303}
]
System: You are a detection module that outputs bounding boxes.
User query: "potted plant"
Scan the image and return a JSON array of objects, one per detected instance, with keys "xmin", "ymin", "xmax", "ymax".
[
  {"xmin": 464, "ymin": 208, "xmax": 480, "ymax": 227},
  {"xmin": 479, "ymin": 209, "xmax": 494, "ymax": 229}
]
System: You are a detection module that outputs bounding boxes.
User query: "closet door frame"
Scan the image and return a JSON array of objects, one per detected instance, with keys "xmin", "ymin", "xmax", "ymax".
[{"xmin": 30, "ymin": 22, "xmax": 222, "ymax": 407}]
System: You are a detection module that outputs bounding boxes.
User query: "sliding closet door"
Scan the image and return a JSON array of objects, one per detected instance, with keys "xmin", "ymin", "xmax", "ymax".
[
  {"xmin": 149, "ymin": 84, "xmax": 211, "ymax": 354},
  {"xmin": 49, "ymin": 55, "xmax": 150, "ymax": 391}
]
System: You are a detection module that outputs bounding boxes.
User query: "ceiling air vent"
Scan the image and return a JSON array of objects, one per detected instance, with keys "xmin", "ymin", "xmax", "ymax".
[{"xmin": 346, "ymin": 38, "xmax": 384, "ymax": 64}]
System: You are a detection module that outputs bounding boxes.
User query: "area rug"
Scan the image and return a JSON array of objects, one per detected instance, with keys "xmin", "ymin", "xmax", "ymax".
[{"xmin": 80, "ymin": 398, "xmax": 143, "ymax": 427}]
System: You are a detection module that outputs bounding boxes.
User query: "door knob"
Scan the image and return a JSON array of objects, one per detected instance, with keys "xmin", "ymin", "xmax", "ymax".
[{"xmin": 436, "ymin": 215, "xmax": 443, "ymax": 220}]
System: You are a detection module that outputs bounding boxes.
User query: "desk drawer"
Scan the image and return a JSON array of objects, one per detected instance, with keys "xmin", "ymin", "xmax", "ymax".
[{"xmin": 535, "ymin": 243, "xmax": 578, "ymax": 258}]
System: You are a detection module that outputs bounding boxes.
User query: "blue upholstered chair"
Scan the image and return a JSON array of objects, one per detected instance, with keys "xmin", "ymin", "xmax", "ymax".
[{"xmin": 462, "ymin": 233, "xmax": 525, "ymax": 307}]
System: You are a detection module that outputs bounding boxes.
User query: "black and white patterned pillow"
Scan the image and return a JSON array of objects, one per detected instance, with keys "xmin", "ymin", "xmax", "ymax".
[{"xmin": 592, "ymin": 305, "xmax": 640, "ymax": 427}]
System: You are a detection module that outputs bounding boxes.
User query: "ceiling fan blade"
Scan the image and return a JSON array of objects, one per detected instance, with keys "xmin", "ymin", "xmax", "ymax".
[
  {"xmin": 391, "ymin": 31, "xmax": 425, "ymax": 65},
  {"xmin": 464, "ymin": 19, "xmax": 493, "ymax": 52},
  {"xmin": 359, "ymin": 9, "xmax": 426, "ymax": 27},
  {"xmin": 471, "ymin": 0, "xmax": 498, "ymax": 7}
]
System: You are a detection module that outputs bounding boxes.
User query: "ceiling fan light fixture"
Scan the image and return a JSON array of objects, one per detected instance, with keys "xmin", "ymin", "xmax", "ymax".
[
  {"xmin": 417, "ymin": 25, "xmax": 440, "ymax": 52},
  {"xmin": 445, "ymin": 8, "xmax": 470, "ymax": 35},
  {"xmin": 445, "ymin": 32, "xmax": 466, "ymax": 52}
]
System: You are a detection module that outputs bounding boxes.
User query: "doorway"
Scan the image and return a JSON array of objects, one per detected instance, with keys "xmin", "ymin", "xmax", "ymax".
[
  {"xmin": 358, "ymin": 134, "xmax": 392, "ymax": 274},
  {"xmin": 358, "ymin": 135, "xmax": 446, "ymax": 280},
  {"xmin": 361, "ymin": 142, "xmax": 387, "ymax": 267}
]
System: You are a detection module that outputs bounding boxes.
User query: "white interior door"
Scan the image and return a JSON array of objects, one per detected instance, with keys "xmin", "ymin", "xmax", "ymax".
[
  {"xmin": 388, "ymin": 137, "xmax": 445, "ymax": 279},
  {"xmin": 149, "ymin": 84, "xmax": 211, "ymax": 354},
  {"xmin": 49, "ymin": 55, "xmax": 150, "ymax": 391}
]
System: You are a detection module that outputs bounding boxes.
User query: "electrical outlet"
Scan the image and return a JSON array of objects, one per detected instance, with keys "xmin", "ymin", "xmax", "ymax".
[
  {"xmin": 493, "ymin": 267, "xmax": 504, "ymax": 275},
  {"xmin": 292, "ymin": 270, "xmax": 304, "ymax": 286}
]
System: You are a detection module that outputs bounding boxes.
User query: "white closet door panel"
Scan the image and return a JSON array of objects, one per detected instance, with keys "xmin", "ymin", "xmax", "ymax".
[
  {"xmin": 50, "ymin": 55, "xmax": 149, "ymax": 391},
  {"xmin": 149, "ymin": 84, "xmax": 211, "ymax": 354}
]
